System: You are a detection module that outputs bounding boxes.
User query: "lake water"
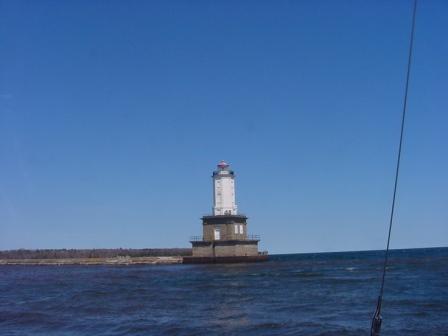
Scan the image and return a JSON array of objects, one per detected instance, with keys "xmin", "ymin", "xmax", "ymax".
[{"xmin": 0, "ymin": 247, "xmax": 447, "ymax": 335}]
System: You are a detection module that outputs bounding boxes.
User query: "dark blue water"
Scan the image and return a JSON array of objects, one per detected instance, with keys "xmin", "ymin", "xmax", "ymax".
[{"xmin": 0, "ymin": 248, "xmax": 447, "ymax": 336}]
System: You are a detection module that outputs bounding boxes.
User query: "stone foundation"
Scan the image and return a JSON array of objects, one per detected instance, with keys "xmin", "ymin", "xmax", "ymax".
[
  {"xmin": 183, "ymin": 255, "xmax": 268, "ymax": 264},
  {"xmin": 191, "ymin": 240, "xmax": 259, "ymax": 257}
]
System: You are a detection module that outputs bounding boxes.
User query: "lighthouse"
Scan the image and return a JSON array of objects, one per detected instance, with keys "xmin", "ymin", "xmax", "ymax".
[{"xmin": 184, "ymin": 161, "xmax": 268, "ymax": 263}]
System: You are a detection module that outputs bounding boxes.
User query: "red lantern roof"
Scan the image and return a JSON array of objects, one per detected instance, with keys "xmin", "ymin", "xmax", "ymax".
[{"xmin": 217, "ymin": 160, "xmax": 229, "ymax": 169}]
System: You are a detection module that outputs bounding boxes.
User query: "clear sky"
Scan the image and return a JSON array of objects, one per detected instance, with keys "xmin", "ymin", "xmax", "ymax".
[{"xmin": 1, "ymin": 0, "xmax": 447, "ymax": 254}]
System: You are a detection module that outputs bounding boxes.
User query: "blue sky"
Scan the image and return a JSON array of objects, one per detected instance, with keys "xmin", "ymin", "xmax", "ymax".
[{"xmin": 1, "ymin": 0, "xmax": 447, "ymax": 253}]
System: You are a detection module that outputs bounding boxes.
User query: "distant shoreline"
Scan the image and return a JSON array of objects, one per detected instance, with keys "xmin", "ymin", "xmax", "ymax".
[
  {"xmin": 0, "ymin": 248, "xmax": 191, "ymax": 265},
  {"xmin": 0, "ymin": 256, "xmax": 183, "ymax": 266}
]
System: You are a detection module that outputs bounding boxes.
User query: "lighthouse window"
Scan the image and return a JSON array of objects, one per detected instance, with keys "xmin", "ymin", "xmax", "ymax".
[{"xmin": 239, "ymin": 225, "xmax": 244, "ymax": 234}]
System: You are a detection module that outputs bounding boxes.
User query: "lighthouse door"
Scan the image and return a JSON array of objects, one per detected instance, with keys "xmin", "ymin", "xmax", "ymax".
[{"xmin": 214, "ymin": 229, "xmax": 221, "ymax": 240}]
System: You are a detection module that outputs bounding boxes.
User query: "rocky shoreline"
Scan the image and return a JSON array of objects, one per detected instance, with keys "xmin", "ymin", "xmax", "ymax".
[{"xmin": 0, "ymin": 256, "xmax": 183, "ymax": 265}]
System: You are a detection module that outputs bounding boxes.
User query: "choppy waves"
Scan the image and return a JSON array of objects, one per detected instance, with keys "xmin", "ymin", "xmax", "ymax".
[{"xmin": 0, "ymin": 248, "xmax": 447, "ymax": 336}]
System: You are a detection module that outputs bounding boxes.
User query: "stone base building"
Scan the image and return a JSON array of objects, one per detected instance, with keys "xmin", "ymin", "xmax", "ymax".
[{"xmin": 190, "ymin": 214, "xmax": 260, "ymax": 257}]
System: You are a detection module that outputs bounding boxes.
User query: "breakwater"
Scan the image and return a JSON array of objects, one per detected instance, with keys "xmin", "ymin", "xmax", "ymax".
[
  {"xmin": 0, "ymin": 256, "xmax": 183, "ymax": 265},
  {"xmin": 0, "ymin": 248, "xmax": 191, "ymax": 265}
]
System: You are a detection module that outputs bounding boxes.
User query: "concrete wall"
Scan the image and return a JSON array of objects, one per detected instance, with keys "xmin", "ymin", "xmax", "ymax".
[
  {"xmin": 192, "ymin": 244, "xmax": 213, "ymax": 257},
  {"xmin": 192, "ymin": 242, "xmax": 258, "ymax": 257},
  {"xmin": 214, "ymin": 243, "xmax": 258, "ymax": 257}
]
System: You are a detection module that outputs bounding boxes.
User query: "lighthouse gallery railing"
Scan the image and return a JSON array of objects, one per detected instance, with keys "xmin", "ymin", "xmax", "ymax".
[{"xmin": 190, "ymin": 235, "xmax": 260, "ymax": 242}]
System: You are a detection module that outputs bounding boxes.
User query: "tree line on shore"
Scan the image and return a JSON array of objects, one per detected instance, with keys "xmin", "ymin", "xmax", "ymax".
[{"xmin": 0, "ymin": 248, "xmax": 192, "ymax": 259}]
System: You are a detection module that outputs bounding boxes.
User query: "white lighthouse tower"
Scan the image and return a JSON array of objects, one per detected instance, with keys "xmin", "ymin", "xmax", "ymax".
[{"xmin": 213, "ymin": 160, "xmax": 238, "ymax": 216}]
